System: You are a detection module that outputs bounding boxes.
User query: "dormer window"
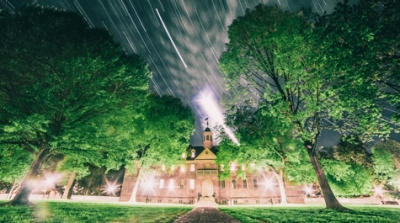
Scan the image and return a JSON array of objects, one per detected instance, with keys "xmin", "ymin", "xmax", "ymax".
[
  {"xmin": 191, "ymin": 149, "xmax": 196, "ymax": 158},
  {"xmin": 161, "ymin": 165, "xmax": 165, "ymax": 171},
  {"xmin": 171, "ymin": 165, "xmax": 175, "ymax": 171}
]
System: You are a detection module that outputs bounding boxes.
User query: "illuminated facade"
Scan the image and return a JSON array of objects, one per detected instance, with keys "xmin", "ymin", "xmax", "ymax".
[{"xmin": 119, "ymin": 127, "xmax": 304, "ymax": 205}]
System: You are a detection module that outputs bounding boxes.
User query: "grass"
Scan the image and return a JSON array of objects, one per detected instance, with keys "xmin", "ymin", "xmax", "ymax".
[
  {"xmin": 0, "ymin": 200, "xmax": 193, "ymax": 223},
  {"xmin": 219, "ymin": 205, "xmax": 400, "ymax": 223}
]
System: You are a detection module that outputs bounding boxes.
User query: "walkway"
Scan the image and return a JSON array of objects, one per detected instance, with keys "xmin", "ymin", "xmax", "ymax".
[{"xmin": 173, "ymin": 207, "xmax": 241, "ymax": 223}]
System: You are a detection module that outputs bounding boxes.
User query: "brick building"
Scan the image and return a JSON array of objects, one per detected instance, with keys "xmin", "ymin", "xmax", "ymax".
[{"xmin": 119, "ymin": 126, "xmax": 304, "ymax": 205}]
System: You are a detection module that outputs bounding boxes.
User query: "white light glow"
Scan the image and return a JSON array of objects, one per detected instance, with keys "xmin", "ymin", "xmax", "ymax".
[
  {"xmin": 264, "ymin": 179, "xmax": 274, "ymax": 190},
  {"xmin": 102, "ymin": 179, "xmax": 121, "ymax": 196},
  {"xmin": 303, "ymin": 185, "xmax": 313, "ymax": 195},
  {"xmin": 194, "ymin": 86, "xmax": 240, "ymax": 145},
  {"xmin": 373, "ymin": 185, "xmax": 384, "ymax": 197}
]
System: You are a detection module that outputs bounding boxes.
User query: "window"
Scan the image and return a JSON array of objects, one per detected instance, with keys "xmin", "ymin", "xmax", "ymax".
[
  {"xmin": 171, "ymin": 165, "xmax": 175, "ymax": 171},
  {"xmin": 169, "ymin": 179, "xmax": 174, "ymax": 190},
  {"xmin": 180, "ymin": 164, "xmax": 185, "ymax": 172},
  {"xmin": 220, "ymin": 164, "xmax": 224, "ymax": 171},
  {"xmin": 182, "ymin": 153, "xmax": 186, "ymax": 158},
  {"xmin": 180, "ymin": 179, "xmax": 184, "ymax": 189},
  {"xmin": 253, "ymin": 179, "xmax": 258, "ymax": 188},
  {"xmin": 230, "ymin": 163, "xmax": 236, "ymax": 172},
  {"xmin": 189, "ymin": 200, "xmax": 194, "ymax": 204},
  {"xmin": 221, "ymin": 180, "xmax": 225, "ymax": 189},
  {"xmin": 158, "ymin": 199, "xmax": 162, "ymax": 203},
  {"xmin": 191, "ymin": 149, "xmax": 196, "ymax": 158},
  {"xmin": 232, "ymin": 180, "xmax": 236, "ymax": 189},
  {"xmin": 256, "ymin": 200, "xmax": 260, "ymax": 204},
  {"xmin": 161, "ymin": 165, "xmax": 165, "ymax": 171},
  {"xmin": 206, "ymin": 135, "xmax": 209, "ymax": 140},
  {"xmin": 159, "ymin": 179, "xmax": 164, "ymax": 188},
  {"xmin": 243, "ymin": 179, "xmax": 247, "ymax": 189},
  {"xmin": 190, "ymin": 179, "xmax": 195, "ymax": 189},
  {"xmin": 190, "ymin": 164, "xmax": 195, "ymax": 172},
  {"xmin": 241, "ymin": 165, "xmax": 246, "ymax": 170},
  {"xmin": 179, "ymin": 200, "xmax": 183, "ymax": 204}
]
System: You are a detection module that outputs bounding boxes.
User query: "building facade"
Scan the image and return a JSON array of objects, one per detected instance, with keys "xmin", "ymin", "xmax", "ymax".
[{"xmin": 119, "ymin": 127, "xmax": 304, "ymax": 205}]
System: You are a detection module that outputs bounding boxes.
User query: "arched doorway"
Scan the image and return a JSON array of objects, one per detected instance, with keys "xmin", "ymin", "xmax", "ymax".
[{"xmin": 201, "ymin": 179, "xmax": 214, "ymax": 197}]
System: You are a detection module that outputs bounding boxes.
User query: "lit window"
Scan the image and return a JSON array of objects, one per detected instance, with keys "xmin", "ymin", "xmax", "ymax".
[
  {"xmin": 169, "ymin": 179, "xmax": 174, "ymax": 190},
  {"xmin": 182, "ymin": 153, "xmax": 186, "ymax": 158},
  {"xmin": 161, "ymin": 165, "xmax": 165, "ymax": 171},
  {"xmin": 220, "ymin": 164, "xmax": 224, "ymax": 171},
  {"xmin": 190, "ymin": 164, "xmax": 195, "ymax": 172},
  {"xmin": 243, "ymin": 179, "xmax": 247, "ymax": 188},
  {"xmin": 190, "ymin": 179, "xmax": 195, "ymax": 189},
  {"xmin": 180, "ymin": 164, "xmax": 185, "ymax": 172},
  {"xmin": 242, "ymin": 165, "xmax": 246, "ymax": 171},
  {"xmin": 253, "ymin": 179, "xmax": 258, "ymax": 188},
  {"xmin": 191, "ymin": 149, "xmax": 196, "ymax": 158},
  {"xmin": 230, "ymin": 163, "xmax": 236, "ymax": 172},
  {"xmin": 232, "ymin": 180, "xmax": 237, "ymax": 189},
  {"xmin": 159, "ymin": 179, "xmax": 164, "ymax": 188},
  {"xmin": 171, "ymin": 165, "xmax": 175, "ymax": 171},
  {"xmin": 250, "ymin": 163, "xmax": 255, "ymax": 169}
]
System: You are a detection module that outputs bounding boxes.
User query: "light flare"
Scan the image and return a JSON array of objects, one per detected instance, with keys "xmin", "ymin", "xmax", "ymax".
[{"xmin": 194, "ymin": 87, "xmax": 240, "ymax": 145}]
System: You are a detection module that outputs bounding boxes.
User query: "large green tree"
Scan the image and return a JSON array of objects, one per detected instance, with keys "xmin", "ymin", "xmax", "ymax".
[
  {"xmin": 219, "ymin": 4, "xmax": 389, "ymax": 210},
  {"xmin": 0, "ymin": 6, "xmax": 150, "ymax": 205}
]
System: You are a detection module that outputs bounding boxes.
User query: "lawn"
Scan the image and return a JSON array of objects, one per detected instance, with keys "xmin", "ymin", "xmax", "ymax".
[
  {"xmin": 220, "ymin": 205, "xmax": 400, "ymax": 223},
  {"xmin": 0, "ymin": 200, "xmax": 193, "ymax": 223}
]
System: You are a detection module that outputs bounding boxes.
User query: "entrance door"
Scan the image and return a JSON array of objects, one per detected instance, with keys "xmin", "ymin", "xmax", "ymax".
[{"xmin": 201, "ymin": 179, "xmax": 213, "ymax": 197}]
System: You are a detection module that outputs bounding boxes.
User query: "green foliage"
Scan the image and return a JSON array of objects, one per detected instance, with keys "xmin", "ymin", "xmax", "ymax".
[
  {"xmin": 0, "ymin": 5, "xmax": 150, "ymax": 188},
  {"xmin": 120, "ymin": 94, "xmax": 195, "ymax": 173},
  {"xmin": 319, "ymin": 137, "xmax": 374, "ymax": 196},
  {"xmin": 216, "ymin": 104, "xmax": 313, "ymax": 184},
  {"xmin": 315, "ymin": 0, "xmax": 400, "ymax": 125},
  {"xmin": 372, "ymin": 140, "xmax": 400, "ymax": 190}
]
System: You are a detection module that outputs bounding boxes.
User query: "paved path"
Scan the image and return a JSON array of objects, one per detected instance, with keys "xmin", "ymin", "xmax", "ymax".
[{"xmin": 173, "ymin": 207, "xmax": 241, "ymax": 223}]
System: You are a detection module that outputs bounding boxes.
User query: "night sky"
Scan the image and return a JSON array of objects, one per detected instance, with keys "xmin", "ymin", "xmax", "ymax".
[{"xmin": 2, "ymin": 0, "xmax": 397, "ymax": 147}]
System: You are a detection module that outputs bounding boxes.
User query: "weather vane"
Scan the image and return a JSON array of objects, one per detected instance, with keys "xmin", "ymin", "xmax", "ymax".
[{"xmin": 205, "ymin": 117, "xmax": 209, "ymax": 127}]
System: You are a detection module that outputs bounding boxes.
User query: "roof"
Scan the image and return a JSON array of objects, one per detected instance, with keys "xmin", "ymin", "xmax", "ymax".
[{"xmin": 186, "ymin": 146, "xmax": 218, "ymax": 160}]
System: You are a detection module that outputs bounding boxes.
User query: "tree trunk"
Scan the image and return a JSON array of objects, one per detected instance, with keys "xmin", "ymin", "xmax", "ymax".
[
  {"xmin": 274, "ymin": 170, "xmax": 288, "ymax": 204},
  {"xmin": 305, "ymin": 142, "xmax": 348, "ymax": 210},
  {"xmin": 62, "ymin": 172, "xmax": 76, "ymax": 200},
  {"xmin": 129, "ymin": 168, "xmax": 142, "ymax": 203},
  {"xmin": 9, "ymin": 147, "xmax": 50, "ymax": 205},
  {"xmin": 7, "ymin": 180, "xmax": 19, "ymax": 200}
]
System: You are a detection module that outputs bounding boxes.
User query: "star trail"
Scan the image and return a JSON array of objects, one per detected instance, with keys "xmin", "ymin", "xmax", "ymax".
[{"xmin": 3, "ymin": 0, "xmax": 398, "ymax": 146}]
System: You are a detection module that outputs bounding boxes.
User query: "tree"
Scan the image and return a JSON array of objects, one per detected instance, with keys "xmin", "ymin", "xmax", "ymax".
[
  {"xmin": 314, "ymin": 0, "xmax": 400, "ymax": 124},
  {"xmin": 216, "ymin": 104, "xmax": 310, "ymax": 204},
  {"xmin": 319, "ymin": 137, "xmax": 374, "ymax": 197},
  {"xmin": 219, "ymin": 4, "xmax": 389, "ymax": 210},
  {"xmin": 121, "ymin": 94, "xmax": 195, "ymax": 202},
  {"xmin": 0, "ymin": 5, "xmax": 150, "ymax": 205},
  {"xmin": 372, "ymin": 140, "xmax": 400, "ymax": 197}
]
